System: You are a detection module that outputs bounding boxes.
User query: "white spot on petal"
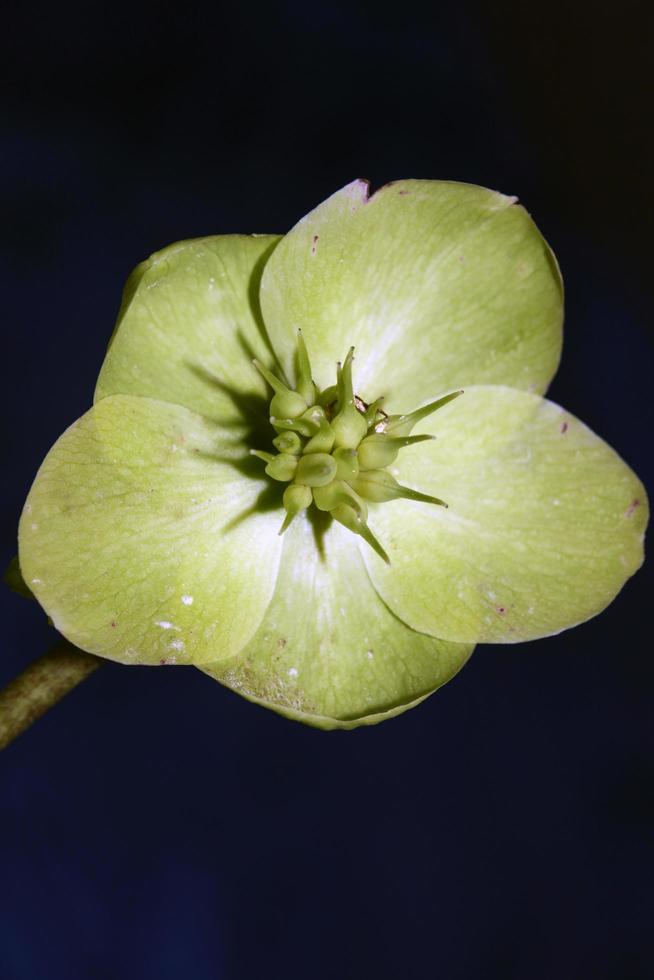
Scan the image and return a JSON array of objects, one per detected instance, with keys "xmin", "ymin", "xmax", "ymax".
[
  {"xmin": 181, "ymin": 595, "xmax": 194, "ymax": 606},
  {"xmin": 156, "ymin": 620, "xmax": 174, "ymax": 630},
  {"xmin": 288, "ymin": 667, "xmax": 298, "ymax": 678},
  {"xmin": 169, "ymin": 639, "xmax": 185, "ymax": 651},
  {"xmin": 366, "ymin": 650, "xmax": 374, "ymax": 660}
]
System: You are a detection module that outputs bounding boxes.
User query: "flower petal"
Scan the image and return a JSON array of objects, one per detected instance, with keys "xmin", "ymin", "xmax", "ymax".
[
  {"xmin": 362, "ymin": 386, "xmax": 648, "ymax": 644},
  {"xmin": 95, "ymin": 235, "xmax": 281, "ymax": 427},
  {"xmin": 260, "ymin": 180, "xmax": 563, "ymax": 407},
  {"xmin": 201, "ymin": 515, "xmax": 473, "ymax": 729},
  {"xmin": 19, "ymin": 395, "xmax": 283, "ymax": 665}
]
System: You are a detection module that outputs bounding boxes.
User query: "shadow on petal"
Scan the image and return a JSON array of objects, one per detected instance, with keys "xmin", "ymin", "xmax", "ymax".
[
  {"xmin": 307, "ymin": 506, "xmax": 332, "ymax": 562},
  {"xmin": 247, "ymin": 236, "xmax": 286, "ymax": 376},
  {"xmin": 186, "ymin": 355, "xmax": 271, "ymax": 448},
  {"xmin": 222, "ymin": 481, "xmax": 284, "ymax": 533}
]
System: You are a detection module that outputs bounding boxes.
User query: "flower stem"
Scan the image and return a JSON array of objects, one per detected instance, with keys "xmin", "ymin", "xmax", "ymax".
[{"xmin": 0, "ymin": 642, "xmax": 102, "ymax": 750}]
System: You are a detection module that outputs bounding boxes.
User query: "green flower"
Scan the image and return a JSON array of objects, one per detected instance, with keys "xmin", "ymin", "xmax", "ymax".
[{"xmin": 18, "ymin": 179, "xmax": 648, "ymax": 729}]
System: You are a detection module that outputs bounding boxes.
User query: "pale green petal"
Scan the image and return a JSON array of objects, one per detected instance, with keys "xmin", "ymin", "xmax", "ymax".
[
  {"xmin": 260, "ymin": 180, "xmax": 563, "ymax": 409},
  {"xmin": 202, "ymin": 515, "xmax": 473, "ymax": 729},
  {"xmin": 362, "ymin": 386, "xmax": 647, "ymax": 644},
  {"xmin": 18, "ymin": 395, "xmax": 283, "ymax": 665},
  {"xmin": 95, "ymin": 235, "xmax": 282, "ymax": 430}
]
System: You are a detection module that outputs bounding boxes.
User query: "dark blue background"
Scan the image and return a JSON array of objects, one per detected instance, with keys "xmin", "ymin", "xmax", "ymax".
[{"xmin": 2, "ymin": 2, "xmax": 653, "ymax": 977}]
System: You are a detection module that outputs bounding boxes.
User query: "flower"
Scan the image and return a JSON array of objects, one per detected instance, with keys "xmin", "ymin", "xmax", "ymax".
[{"xmin": 18, "ymin": 179, "xmax": 648, "ymax": 729}]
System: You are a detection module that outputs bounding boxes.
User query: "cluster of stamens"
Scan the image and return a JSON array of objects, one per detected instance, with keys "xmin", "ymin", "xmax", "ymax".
[{"xmin": 252, "ymin": 332, "xmax": 462, "ymax": 563}]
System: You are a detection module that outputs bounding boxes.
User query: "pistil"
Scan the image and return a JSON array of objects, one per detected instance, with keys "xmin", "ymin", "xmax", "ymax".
[{"xmin": 251, "ymin": 332, "xmax": 462, "ymax": 561}]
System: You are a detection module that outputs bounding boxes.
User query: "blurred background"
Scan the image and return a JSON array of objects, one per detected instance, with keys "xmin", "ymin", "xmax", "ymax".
[{"xmin": 1, "ymin": 2, "xmax": 653, "ymax": 977}]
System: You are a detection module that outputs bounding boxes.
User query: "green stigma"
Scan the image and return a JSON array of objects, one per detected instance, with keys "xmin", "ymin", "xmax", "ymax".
[{"xmin": 252, "ymin": 332, "xmax": 462, "ymax": 563}]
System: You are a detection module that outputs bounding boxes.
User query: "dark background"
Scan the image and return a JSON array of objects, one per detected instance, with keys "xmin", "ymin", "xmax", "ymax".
[{"xmin": 1, "ymin": 2, "xmax": 653, "ymax": 977}]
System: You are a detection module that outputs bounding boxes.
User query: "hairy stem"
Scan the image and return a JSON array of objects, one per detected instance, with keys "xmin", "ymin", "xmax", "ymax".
[{"xmin": 0, "ymin": 642, "xmax": 102, "ymax": 750}]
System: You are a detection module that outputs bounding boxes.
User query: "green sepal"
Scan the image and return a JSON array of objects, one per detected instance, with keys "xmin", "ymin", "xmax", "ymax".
[
  {"xmin": 19, "ymin": 394, "xmax": 284, "ymax": 667},
  {"xmin": 201, "ymin": 517, "xmax": 474, "ymax": 730},
  {"xmin": 260, "ymin": 180, "xmax": 564, "ymax": 402},
  {"xmin": 94, "ymin": 235, "xmax": 282, "ymax": 423},
  {"xmin": 357, "ymin": 433, "xmax": 435, "ymax": 470},
  {"xmin": 363, "ymin": 385, "xmax": 648, "ymax": 645}
]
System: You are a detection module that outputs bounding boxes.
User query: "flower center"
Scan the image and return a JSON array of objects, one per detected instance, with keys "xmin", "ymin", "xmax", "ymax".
[{"xmin": 252, "ymin": 332, "xmax": 462, "ymax": 563}]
